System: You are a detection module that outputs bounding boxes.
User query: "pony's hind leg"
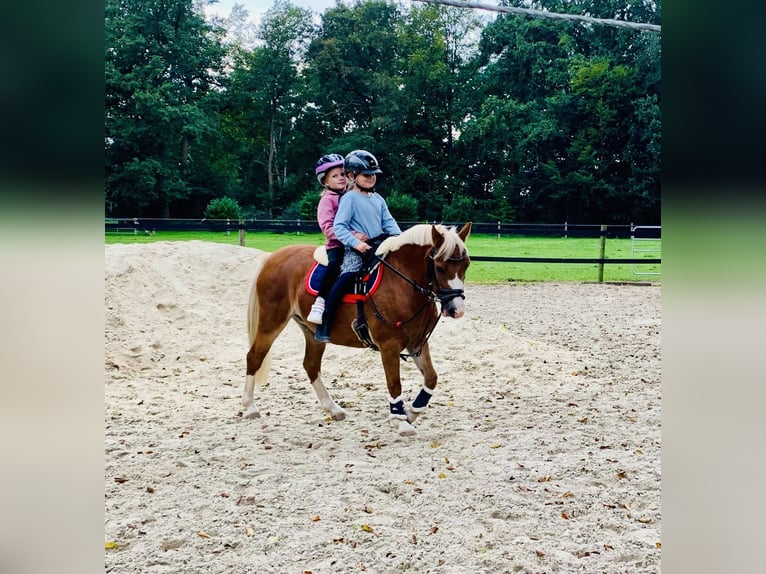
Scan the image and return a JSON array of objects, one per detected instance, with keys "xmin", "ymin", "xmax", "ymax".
[
  {"xmin": 302, "ymin": 330, "xmax": 346, "ymax": 421},
  {"xmin": 242, "ymin": 264, "xmax": 290, "ymax": 420},
  {"xmin": 243, "ymin": 337, "xmax": 275, "ymax": 419}
]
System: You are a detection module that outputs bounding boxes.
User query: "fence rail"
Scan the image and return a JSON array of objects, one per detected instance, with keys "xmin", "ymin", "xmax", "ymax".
[
  {"xmin": 105, "ymin": 218, "xmax": 660, "ymax": 239},
  {"xmin": 105, "ymin": 218, "xmax": 661, "ymax": 280}
]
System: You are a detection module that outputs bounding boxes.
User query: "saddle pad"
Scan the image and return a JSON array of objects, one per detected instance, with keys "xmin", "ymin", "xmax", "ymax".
[{"xmin": 305, "ymin": 262, "xmax": 383, "ymax": 303}]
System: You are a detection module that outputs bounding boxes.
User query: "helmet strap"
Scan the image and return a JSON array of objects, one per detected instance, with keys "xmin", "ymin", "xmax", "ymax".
[
  {"xmin": 356, "ymin": 181, "xmax": 374, "ymax": 192},
  {"xmin": 352, "ymin": 173, "xmax": 375, "ymax": 193}
]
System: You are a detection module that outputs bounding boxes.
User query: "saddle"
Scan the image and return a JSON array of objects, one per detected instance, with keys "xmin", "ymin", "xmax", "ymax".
[
  {"xmin": 304, "ymin": 259, "xmax": 383, "ymax": 303},
  {"xmin": 306, "ymin": 241, "xmax": 388, "ymax": 350}
]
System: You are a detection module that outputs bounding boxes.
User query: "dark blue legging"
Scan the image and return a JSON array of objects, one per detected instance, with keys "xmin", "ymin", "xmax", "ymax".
[
  {"xmin": 321, "ymin": 271, "xmax": 357, "ymax": 329},
  {"xmin": 317, "ymin": 246, "xmax": 344, "ymax": 299}
]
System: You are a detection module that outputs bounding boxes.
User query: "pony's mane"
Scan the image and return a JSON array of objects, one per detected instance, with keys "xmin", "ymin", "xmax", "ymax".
[{"xmin": 376, "ymin": 224, "xmax": 466, "ymax": 259}]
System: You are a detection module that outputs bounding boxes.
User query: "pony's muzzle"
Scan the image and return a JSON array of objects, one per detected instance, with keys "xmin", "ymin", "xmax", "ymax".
[
  {"xmin": 444, "ymin": 303, "xmax": 465, "ymax": 318},
  {"xmin": 439, "ymin": 290, "xmax": 466, "ymax": 318}
]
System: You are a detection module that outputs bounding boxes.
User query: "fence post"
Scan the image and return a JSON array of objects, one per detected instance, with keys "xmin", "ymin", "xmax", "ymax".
[
  {"xmin": 564, "ymin": 221, "xmax": 568, "ymax": 239},
  {"xmin": 238, "ymin": 223, "xmax": 245, "ymax": 247},
  {"xmin": 497, "ymin": 221, "xmax": 500, "ymax": 239},
  {"xmin": 598, "ymin": 224, "xmax": 607, "ymax": 283}
]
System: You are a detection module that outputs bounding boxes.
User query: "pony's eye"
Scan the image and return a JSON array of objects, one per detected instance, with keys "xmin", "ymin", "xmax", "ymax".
[{"xmin": 436, "ymin": 266, "xmax": 446, "ymax": 275}]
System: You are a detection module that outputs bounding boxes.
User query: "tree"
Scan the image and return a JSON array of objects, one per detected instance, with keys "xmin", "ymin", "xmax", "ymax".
[
  {"xmin": 105, "ymin": 0, "xmax": 226, "ymax": 216},
  {"xmin": 302, "ymin": 2, "xmax": 482, "ymax": 220},
  {"xmin": 224, "ymin": 1, "xmax": 315, "ymax": 217},
  {"xmin": 204, "ymin": 196, "xmax": 242, "ymax": 219},
  {"xmin": 385, "ymin": 191, "xmax": 420, "ymax": 221},
  {"xmin": 455, "ymin": 0, "xmax": 660, "ymax": 223},
  {"xmin": 105, "ymin": 0, "xmax": 660, "ymax": 223}
]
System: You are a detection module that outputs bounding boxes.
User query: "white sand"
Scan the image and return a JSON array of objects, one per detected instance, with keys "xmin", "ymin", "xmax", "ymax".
[{"xmin": 105, "ymin": 240, "xmax": 661, "ymax": 573}]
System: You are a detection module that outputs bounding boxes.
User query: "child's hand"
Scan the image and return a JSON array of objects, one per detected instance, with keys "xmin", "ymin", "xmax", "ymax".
[{"xmin": 353, "ymin": 231, "xmax": 369, "ymax": 241}]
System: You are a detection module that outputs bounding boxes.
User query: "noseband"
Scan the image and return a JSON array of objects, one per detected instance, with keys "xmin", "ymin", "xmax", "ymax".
[{"xmin": 427, "ymin": 248, "xmax": 467, "ymax": 306}]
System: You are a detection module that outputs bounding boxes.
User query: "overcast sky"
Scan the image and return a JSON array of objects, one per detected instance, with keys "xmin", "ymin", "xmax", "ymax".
[{"xmin": 203, "ymin": 0, "xmax": 344, "ymax": 23}]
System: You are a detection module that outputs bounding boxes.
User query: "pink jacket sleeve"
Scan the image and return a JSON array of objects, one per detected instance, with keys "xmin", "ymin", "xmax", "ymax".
[{"xmin": 316, "ymin": 191, "xmax": 342, "ymax": 247}]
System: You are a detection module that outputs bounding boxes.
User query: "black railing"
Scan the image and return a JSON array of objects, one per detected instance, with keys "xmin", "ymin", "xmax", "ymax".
[
  {"xmin": 105, "ymin": 218, "xmax": 661, "ymax": 279},
  {"xmin": 105, "ymin": 218, "xmax": 660, "ymax": 240}
]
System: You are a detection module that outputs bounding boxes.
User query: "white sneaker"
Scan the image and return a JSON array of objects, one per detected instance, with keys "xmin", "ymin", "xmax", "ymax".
[{"xmin": 307, "ymin": 298, "xmax": 325, "ymax": 324}]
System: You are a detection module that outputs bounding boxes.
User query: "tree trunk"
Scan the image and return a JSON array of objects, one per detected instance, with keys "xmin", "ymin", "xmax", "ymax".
[
  {"xmin": 180, "ymin": 135, "xmax": 189, "ymax": 179},
  {"xmin": 267, "ymin": 104, "xmax": 276, "ymax": 218}
]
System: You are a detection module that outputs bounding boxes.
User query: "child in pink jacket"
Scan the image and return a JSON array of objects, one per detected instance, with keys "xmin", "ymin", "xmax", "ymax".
[{"xmin": 307, "ymin": 153, "xmax": 367, "ymax": 324}]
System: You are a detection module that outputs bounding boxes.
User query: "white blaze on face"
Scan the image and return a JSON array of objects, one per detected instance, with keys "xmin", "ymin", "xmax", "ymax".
[{"xmin": 445, "ymin": 276, "xmax": 466, "ymax": 318}]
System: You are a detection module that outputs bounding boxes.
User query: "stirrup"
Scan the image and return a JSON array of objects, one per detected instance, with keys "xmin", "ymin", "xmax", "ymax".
[{"xmin": 352, "ymin": 317, "xmax": 379, "ymax": 351}]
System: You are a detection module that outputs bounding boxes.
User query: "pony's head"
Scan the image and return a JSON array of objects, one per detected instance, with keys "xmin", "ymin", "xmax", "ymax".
[
  {"xmin": 378, "ymin": 222, "xmax": 472, "ymax": 318},
  {"xmin": 429, "ymin": 223, "xmax": 471, "ymax": 318}
]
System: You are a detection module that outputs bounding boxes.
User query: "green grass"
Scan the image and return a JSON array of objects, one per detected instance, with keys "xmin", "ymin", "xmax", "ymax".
[
  {"xmin": 105, "ymin": 230, "xmax": 660, "ymax": 284},
  {"xmin": 105, "ymin": 229, "xmax": 315, "ymax": 252}
]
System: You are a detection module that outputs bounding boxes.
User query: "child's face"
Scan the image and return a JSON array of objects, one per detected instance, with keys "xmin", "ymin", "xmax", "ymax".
[
  {"xmin": 354, "ymin": 173, "xmax": 376, "ymax": 189},
  {"xmin": 324, "ymin": 167, "xmax": 347, "ymax": 191}
]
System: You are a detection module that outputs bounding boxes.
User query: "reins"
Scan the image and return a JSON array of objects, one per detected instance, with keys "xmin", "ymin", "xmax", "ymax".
[{"xmin": 366, "ymin": 247, "xmax": 466, "ymax": 360}]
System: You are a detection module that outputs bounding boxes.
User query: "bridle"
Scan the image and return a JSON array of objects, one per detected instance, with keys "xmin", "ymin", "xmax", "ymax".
[
  {"xmin": 367, "ymin": 245, "xmax": 467, "ymax": 359},
  {"xmin": 425, "ymin": 247, "xmax": 467, "ymax": 306}
]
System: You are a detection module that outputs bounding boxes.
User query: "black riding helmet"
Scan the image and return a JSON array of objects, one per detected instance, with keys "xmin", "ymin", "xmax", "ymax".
[{"xmin": 344, "ymin": 150, "xmax": 382, "ymax": 175}]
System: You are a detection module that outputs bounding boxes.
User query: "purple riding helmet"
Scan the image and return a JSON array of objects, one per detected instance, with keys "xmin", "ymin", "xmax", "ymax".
[{"xmin": 315, "ymin": 153, "xmax": 345, "ymax": 185}]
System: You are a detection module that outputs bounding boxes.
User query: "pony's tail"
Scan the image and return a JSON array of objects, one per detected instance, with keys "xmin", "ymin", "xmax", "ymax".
[{"xmin": 247, "ymin": 257, "xmax": 271, "ymax": 386}]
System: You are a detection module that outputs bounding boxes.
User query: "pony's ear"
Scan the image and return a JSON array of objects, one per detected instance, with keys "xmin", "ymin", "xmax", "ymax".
[
  {"xmin": 458, "ymin": 222, "xmax": 472, "ymax": 242},
  {"xmin": 431, "ymin": 225, "xmax": 445, "ymax": 248}
]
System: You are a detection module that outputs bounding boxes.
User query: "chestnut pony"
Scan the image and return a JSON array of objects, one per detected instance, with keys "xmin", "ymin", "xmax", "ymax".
[{"xmin": 242, "ymin": 222, "xmax": 471, "ymax": 436}]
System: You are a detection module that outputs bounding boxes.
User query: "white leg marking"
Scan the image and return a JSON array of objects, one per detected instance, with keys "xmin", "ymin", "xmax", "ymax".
[
  {"xmin": 242, "ymin": 375, "xmax": 261, "ymax": 419},
  {"xmin": 391, "ymin": 418, "xmax": 417, "ymax": 436},
  {"xmin": 405, "ymin": 406, "xmax": 419, "ymax": 424},
  {"xmin": 243, "ymin": 374, "xmax": 255, "ymax": 407},
  {"xmin": 311, "ymin": 375, "xmax": 346, "ymax": 421}
]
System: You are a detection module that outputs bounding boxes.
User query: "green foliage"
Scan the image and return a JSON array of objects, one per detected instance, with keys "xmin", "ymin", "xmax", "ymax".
[
  {"xmin": 104, "ymin": 0, "xmax": 661, "ymax": 224},
  {"xmin": 443, "ymin": 195, "xmax": 474, "ymax": 222},
  {"xmin": 279, "ymin": 201, "xmax": 304, "ymax": 221},
  {"xmin": 385, "ymin": 192, "xmax": 420, "ymax": 222},
  {"xmin": 297, "ymin": 190, "xmax": 320, "ymax": 221},
  {"xmin": 204, "ymin": 196, "xmax": 242, "ymax": 220},
  {"xmin": 240, "ymin": 206, "xmax": 271, "ymax": 220},
  {"xmin": 105, "ymin": 0, "xmax": 227, "ymax": 217}
]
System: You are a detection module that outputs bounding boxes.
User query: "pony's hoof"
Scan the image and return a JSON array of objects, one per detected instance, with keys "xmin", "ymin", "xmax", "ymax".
[
  {"xmin": 242, "ymin": 405, "xmax": 261, "ymax": 419},
  {"xmin": 331, "ymin": 410, "xmax": 346, "ymax": 421},
  {"xmin": 396, "ymin": 419, "xmax": 417, "ymax": 436}
]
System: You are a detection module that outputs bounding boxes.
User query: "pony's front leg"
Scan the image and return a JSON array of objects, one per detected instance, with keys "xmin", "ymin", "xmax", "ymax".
[
  {"xmin": 303, "ymin": 335, "xmax": 346, "ymax": 421},
  {"xmin": 405, "ymin": 342, "xmax": 438, "ymax": 424},
  {"xmin": 380, "ymin": 345, "xmax": 417, "ymax": 436}
]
